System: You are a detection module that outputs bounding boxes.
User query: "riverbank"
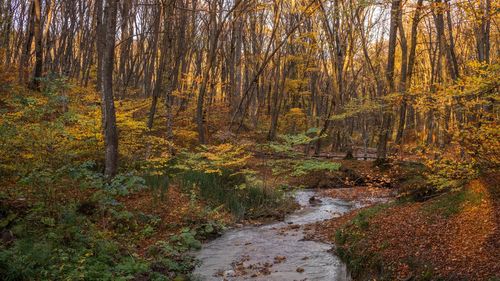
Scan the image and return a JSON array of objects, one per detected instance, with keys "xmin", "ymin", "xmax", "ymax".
[
  {"xmin": 308, "ymin": 174, "xmax": 500, "ymax": 280},
  {"xmin": 192, "ymin": 190, "xmax": 358, "ymax": 280}
]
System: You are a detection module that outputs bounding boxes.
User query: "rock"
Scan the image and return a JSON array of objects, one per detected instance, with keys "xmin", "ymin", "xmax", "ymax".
[
  {"xmin": 223, "ymin": 270, "xmax": 236, "ymax": 278},
  {"xmin": 260, "ymin": 267, "xmax": 271, "ymax": 275},
  {"xmin": 308, "ymin": 196, "xmax": 322, "ymax": 205},
  {"xmin": 274, "ymin": 255, "xmax": 287, "ymax": 263},
  {"xmin": 1, "ymin": 230, "xmax": 14, "ymax": 244}
]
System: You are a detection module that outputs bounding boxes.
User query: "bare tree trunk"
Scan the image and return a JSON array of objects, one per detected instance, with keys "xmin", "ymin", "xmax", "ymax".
[
  {"xmin": 377, "ymin": 0, "xmax": 400, "ymax": 160},
  {"xmin": 395, "ymin": 5, "xmax": 408, "ymax": 144},
  {"xmin": 101, "ymin": 0, "xmax": 119, "ymax": 178},
  {"xmin": 143, "ymin": 4, "xmax": 161, "ymax": 97},
  {"xmin": 95, "ymin": 0, "xmax": 105, "ymax": 128},
  {"xmin": 268, "ymin": 57, "xmax": 283, "ymax": 141},
  {"xmin": 164, "ymin": 1, "xmax": 178, "ymax": 154},
  {"xmin": 42, "ymin": 0, "xmax": 55, "ymax": 74},
  {"xmin": 19, "ymin": 1, "xmax": 34, "ymax": 84},
  {"xmin": 118, "ymin": 0, "xmax": 130, "ymax": 99},
  {"xmin": 434, "ymin": 0, "xmax": 458, "ymax": 81},
  {"xmin": 1, "ymin": 0, "xmax": 13, "ymax": 65},
  {"xmin": 433, "ymin": 0, "xmax": 458, "ymax": 147},
  {"xmin": 197, "ymin": 0, "xmax": 218, "ymax": 144},
  {"xmin": 29, "ymin": 0, "xmax": 42, "ymax": 91},
  {"xmin": 147, "ymin": 11, "xmax": 167, "ymax": 130},
  {"xmin": 404, "ymin": 0, "xmax": 424, "ymax": 134},
  {"xmin": 476, "ymin": 0, "xmax": 491, "ymax": 62},
  {"xmin": 230, "ymin": 0, "xmax": 243, "ymax": 121},
  {"xmin": 445, "ymin": 1, "xmax": 459, "ymax": 79}
]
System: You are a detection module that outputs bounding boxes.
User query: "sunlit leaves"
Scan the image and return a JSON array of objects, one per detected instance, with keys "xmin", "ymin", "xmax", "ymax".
[{"xmin": 176, "ymin": 143, "xmax": 252, "ymax": 175}]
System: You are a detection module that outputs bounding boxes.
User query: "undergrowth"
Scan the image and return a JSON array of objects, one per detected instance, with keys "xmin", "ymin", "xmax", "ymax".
[
  {"xmin": 0, "ymin": 201, "xmax": 198, "ymax": 281},
  {"xmin": 180, "ymin": 169, "xmax": 291, "ymax": 220},
  {"xmin": 0, "ymin": 81, "xmax": 232, "ymax": 280}
]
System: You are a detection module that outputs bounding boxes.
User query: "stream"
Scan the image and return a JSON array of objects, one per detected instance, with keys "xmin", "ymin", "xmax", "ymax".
[{"xmin": 192, "ymin": 190, "xmax": 369, "ymax": 281}]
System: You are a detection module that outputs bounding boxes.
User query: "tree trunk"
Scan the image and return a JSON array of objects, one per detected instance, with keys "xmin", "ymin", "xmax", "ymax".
[
  {"xmin": 377, "ymin": 0, "xmax": 400, "ymax": 159},
  {"xmin": 143, "ymin": 4, "xmax": 161, "ymax": 97},
  {"xmin": 197, "ymin": 0, "xmax": 218, "ymax": 144},
  {"xmin": 19, "ymin": 1, "xmax": 34, "ymax": 84},
  {"xmin": 268, "ymin": 57, "xmax": 283, "ymax": 141},
  {"xmin": 101, "ymin": 0, "xmax": 119, "ymax": 178},
  {"xmin": 404, "ymin": 0, "xmax": 424, "ymax": 133},
  {"xmin": 29, "ymin": 0, "xmax": 42, "ymax": 91},
  {"xmin": 118, "ymin": 0, "xmax": 130, "ymax": 99},
  {"xmin": 1, "ymin": 0, "xmax": 13, "ymax": 65},
  {"xmin": 147, "ymin": 2, "xmax": 166, "ymax": 130},
  {"xmin": 395, "ymin": 6, "xmax": 408, "ymax": 144},
  {"xmin": 95, "ymin": 0, "xmax": 105, "ymax": 128},
  {"xmin": 229, "ymin": 2, "xmax": 243, "ymax": 121},
  {"xmin": 475, "ymin": 0, "xmax": 491, "ymax": 62}
]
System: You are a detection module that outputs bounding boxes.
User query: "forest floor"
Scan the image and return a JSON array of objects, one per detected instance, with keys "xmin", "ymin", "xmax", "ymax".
[
  {"xmin": 115, "ymin": 157, "xmax": 500, "ymax": 280},
  {"xmin": 1, "ymin": 81, "xmax": 498, "ymax": 280},
  {"xmin": 305, "ymin": 172, "xmax": 500, "ymax": 281}
]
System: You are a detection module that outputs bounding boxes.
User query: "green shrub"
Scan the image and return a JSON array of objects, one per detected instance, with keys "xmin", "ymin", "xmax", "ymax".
[
  {"xmin": 260, "ymin": 130, "xmax": 325, "ymax": 157},
  {"xmin": 0, "ymin": 199, "xmax": 204, "ymax": 281},
  {"xmin": 67, "ymin": 161, "xmax": 147, "ymax": 196},
  {"xmin": 426, "ymin": 159, "xmax": 478, "ymax": 192},
  {"xmin": 0, "ymin": 206, "xmax": 152, "ymax": 281},
  {"xmin": 291, "ymin": 159, "xmax": 341, "ymax": 176}
]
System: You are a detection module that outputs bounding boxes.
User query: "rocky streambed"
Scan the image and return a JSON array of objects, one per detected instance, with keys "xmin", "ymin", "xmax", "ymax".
[{"xmin": 192, "ymin": 190, "xmax": 372, "ymax": 281}]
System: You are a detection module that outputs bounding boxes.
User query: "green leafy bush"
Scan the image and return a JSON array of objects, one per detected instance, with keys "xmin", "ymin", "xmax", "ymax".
[
  {"xmin": 260, "ymin": 130, "xmax": 324, "ymax": 157},
  {"xmin": 67, "ymin": 161, "xmax": 147, "ymax": 195},
  {"xmin": 291, "ymin": 159, "xmax": 341, "ymax": 176},
  {"xmin": 426, "ymin": 159, "xmax": 478, "ymax": 191},
  {"xmin": 0, "ymin": 206, "xmax": 152, "ymax": 281}
]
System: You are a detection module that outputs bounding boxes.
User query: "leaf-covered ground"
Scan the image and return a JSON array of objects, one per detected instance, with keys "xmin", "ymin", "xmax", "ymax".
[{"xmin": 307, "ymin": 174, "xmax": 500, "ymax": 281}]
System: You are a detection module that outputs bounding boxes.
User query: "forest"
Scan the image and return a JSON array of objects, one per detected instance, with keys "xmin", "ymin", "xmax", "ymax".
[{"xmin": 0, "ymin": 0, "xmax": 498, "ymax": 280}]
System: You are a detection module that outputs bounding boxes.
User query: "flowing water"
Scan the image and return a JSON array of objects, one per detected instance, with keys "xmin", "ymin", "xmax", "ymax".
[{"xmin": 192, "ymin": 190, "xmax": 369, "ymax": 281}]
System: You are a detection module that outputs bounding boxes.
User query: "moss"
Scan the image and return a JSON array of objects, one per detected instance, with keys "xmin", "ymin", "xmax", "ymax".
[
  {"xmin": 424, "ymin": 188, "xmax": 483, "ymax": 218},
  {"xmin": 333, "ymin": 203, "xmax": 392, "ymax": 279}
]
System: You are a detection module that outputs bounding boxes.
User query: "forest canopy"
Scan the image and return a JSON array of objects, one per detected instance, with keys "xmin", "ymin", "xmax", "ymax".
[{"xmin": 1, "ymin": 0, "xmax": 497, "ymax": 174}]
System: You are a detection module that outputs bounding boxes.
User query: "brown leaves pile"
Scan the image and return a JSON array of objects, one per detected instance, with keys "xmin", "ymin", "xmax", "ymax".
[{"xmin": 308, "ymin": 176, "xmax": 500, "ymax": 280}]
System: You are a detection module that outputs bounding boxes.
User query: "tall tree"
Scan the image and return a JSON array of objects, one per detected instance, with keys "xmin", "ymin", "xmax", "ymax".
[
  {"xmin": 19, "ymin": 0, "xmax": 34, "ymax": 84},
  {"xmin": 101, "ymin": 0, "xmax": 119, "ymax": 178},
  {"xmin": 29, "ymin": 0, "xmax": 42, "ymax": 90},
  {"xmin": 476, "ymin": 0, "xmax": 491, "ymax": 62},
  {"xmin": 377, "ymin": 0, "xmax": 400, "ymax": 159}
]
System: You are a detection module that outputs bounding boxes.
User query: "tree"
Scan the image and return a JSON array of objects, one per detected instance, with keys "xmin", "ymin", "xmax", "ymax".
[
  {"xmin": 2, "ymin": 0, "xmax": 496, "ymax": 163},
  {"xmin": 29, "ymin": 0, "xmax": 42, "ymax": 90},
  {"xmin": 377, "ymin": 0, "xmax": 401, "ymax": 160},
  {"xmin": 101, "ymin": 0, "xmax": 119, "ymax": 178}
]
